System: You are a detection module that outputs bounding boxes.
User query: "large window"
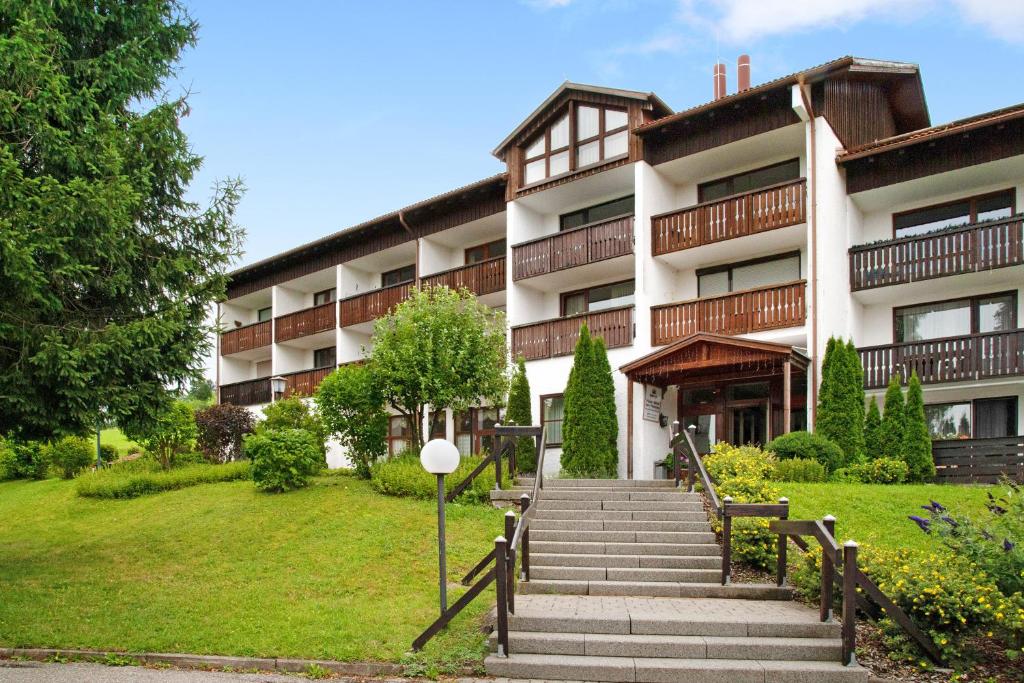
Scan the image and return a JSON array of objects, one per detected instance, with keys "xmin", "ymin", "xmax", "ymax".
[
  {"xmin": 257, "ymin": 306, "xmax": 272, "ymax": 322},
  {"xmin": 560, "ymin": 195, "xmax": 634, "ymax": 231},
  {"xmin": 465, "ymin": 239, "xmax": 506, "ymax": 264},
  {"xmin": 697, "ymin": 252, "xmax": 801, "ymax": 297},
  {"xmin": 541, "ymin": 394, "xmax": 565, "ymax": 447},
  {"xmin": 926, "ymin": 397, "xmax": 1018, "ymax": 440},
  {"xmin": 313, "ymin": 288, "xmax": 336, "ymax": 306},
  {"xmin": 698, "ymin": 159, "xmax": 800, "ymax": 203},
  {"xmin": 562, "ymin": 280, "xmax": 635, "ymax": 316},
  {"xmin": 454, "ymin": 407, "xmax": 500, "ymax": 455},
  {"xmin": 522, "ymin": 104, "xmax": 629, "ymax": 186},
  {"xmin": 894, "ymin": 189, "xmax": 1014, "ymax": 238},
  {"xmin": 313, "ymin": 346, "xmax": 336, "ymax": 369},
  {"xmin": 894, "ymin": 292, "xmax": 1016, "ymax": 343},
  {"xmin": 387, "ymin": 416, "xmax": 413, "ymax": 456},
  {"xmin": 382, "ymin": 264, "xmax": 415, "ymax": 287}
]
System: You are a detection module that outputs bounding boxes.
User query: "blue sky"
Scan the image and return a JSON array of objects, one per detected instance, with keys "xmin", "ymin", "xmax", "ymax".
[{"xmin": 175, "ymin": 0, "xmax": 1024, "ymax": 269}]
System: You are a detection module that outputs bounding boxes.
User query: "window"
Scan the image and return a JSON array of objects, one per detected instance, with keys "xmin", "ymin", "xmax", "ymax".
[
  {"xmin": 697, "ymin": 252, "xmax": 801, "ymax": 297},
  {"xmin": 521, "ymin": 104, "xmax": 629, "ymax": 186},
  {"xmin": 541, "ymin": 395, "xmax": 565, "ymax": 447},
  {"xmin": 925, "ymin": 397, "xmax": 1017, "ymax": 440},
  {"xmin": 313, "ymin": 288, "xmax": 336, "ymax": 306},
  {"xmin": 894, "ymin": 292, "xmax": 1016, "ymax": 343},
  {"xmin": 698, "ymin": 159, "xmax": 800, "ymax": 203},
  {"xmin": 382, "ymin": 264, "xmax": 415, "ymax": 287},
  {"xmin": 465, "ymin": 238, "xmax": 506, "ymax": 264},
  {"xmin": 387, "ymin": 416, "xmax": 413, "ymax": 456},
  {"xmin": 453, "ymin": 407, "xmax": 501, "ymax": 455},
  {"xmin": 893, "ymin": 189, "xmax": 1014, "ymax": 238},
  {"xmin": 313, "ymin": 346, "xmax": 336, "ymax": 369},
  {"xmin": 257, "ymin": 307, "xmax": 272, "ymax": 322},
  {"xmin": 562, "ymin": 280, "xmax": 635, "ymax": 316},
  {"xmin": 429, "ymin": 411, "xmax": 447, "ymax": 440},
  {"xmin": 560, "ymin": 196, "xmax": 635, "ymax": 231}
]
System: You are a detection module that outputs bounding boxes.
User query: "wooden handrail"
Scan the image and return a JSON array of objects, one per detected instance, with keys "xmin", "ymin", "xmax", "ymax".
[
  {"xmin": 651, "ymin": 178, "xmax": 807, "ymax": 220},
  {"xmin": 511, "ymin": 215, "xmax": 634, "ymax": 281},
  {"xmin": 849, "ymin": 212, "xmax": 1023, "ymax": 252}
]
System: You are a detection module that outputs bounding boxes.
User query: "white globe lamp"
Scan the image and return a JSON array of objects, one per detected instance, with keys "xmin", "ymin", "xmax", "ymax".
[{"xmin": 420, "ymin": 437, "xmax": 461, "ymax": 615}]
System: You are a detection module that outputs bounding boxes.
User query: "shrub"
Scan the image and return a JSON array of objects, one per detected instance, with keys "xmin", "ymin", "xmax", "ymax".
[
  {"xmin": 561, "ymin": 324, "xmax": 616, "ymax": 478},
  {"xmin": 505, "ymin": 357, "xmax": 536, "ymax": 472},
  {"xmin": 45, "ymin": 436, "xmax": 94, "ymax": 479},
  {"xmin": 124, "ymin": 401, "xmax": 198, "ymax": 470},
  {"xmin": 258, "ymin": 396, "xmax": 328, "ymax": 456},
  {"xmin": 832, "ymin": 457, "xmax": 909, "ymax": 484},
  {"xmin": 99, "ymin": 443, "xmax": 119, "ymax": 463},
  {"xmin": 0, "ymin": 438, "xmax": 17, "ymax": 480},
  {"xmin": 864, "ymin": 396, "xmax": 883, "ymax": 460},
  {"xmin": 902, "ymin": 372, "xmax": 935, "ymax": 482},
  {"xmin": 245, "ymin": 428, "xmax": 325, "ymax": 493},
  {"xmin": 370, "ymin": 452, "xmax": 511, "ymax": 504},
  {"xmin": 315, "ymin": 364, "xmax": 387, "ymax": 479},
  {"xmin": 704, "ymin": 443, "xmax": 780, "ymax": 569},
  {"xmin": 76, "ymin": 461, "xmax": 250, "ymax": 499},
  {"xmin": 4, "ymin": 440, "xmax": 49, "ymax": 480},
  {"xmin": 816, "ymin": 338, "xmax": 865, "ymax": 465},
  {"xmin": 771, "ymin": 457, "xmax": 826, "ymax": 482},
  {"xmin": 766, "ymin": 431, "xmax": 844, "ymax": 473},
  {"xmin": 879, "ymin": 375, "xmax": 906, "ymax": 459},
  {"xmin": 194, "ymin": 403, "xmax": 256, "ymax": 463}
]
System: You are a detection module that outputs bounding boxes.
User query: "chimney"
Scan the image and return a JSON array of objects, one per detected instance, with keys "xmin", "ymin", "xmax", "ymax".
[
  {"xmin": 713, "ymin": 62, "xmax": 726, "ymax": 100},
  {"xmin": 737, "ymin": 54, "xmax": 751, "ymax": 91}
]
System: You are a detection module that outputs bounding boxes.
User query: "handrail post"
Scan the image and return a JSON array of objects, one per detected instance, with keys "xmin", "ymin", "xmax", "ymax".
[
  {"xmin": 505, "ymin": 511, "xmax": 516, "ymax": 614},
  {"xmin": 520, "ymin": 494, "xmax": 531, "ymax": 581},
  {"xmin": 508, "ymin": 430, "xmax": 517, "ymax": 479},
  {"xmin": 821, "ymin": 515, "xmax": 836, "ymax": 622},
  {"xmin": 672, "ymin": 421, "xmax": 682, "ymax": 487},
  {"xmin": 493, "ymin": 428, "xmax": 503, "ymax": 491},
  {"xmin": 686, "ymin": 425, "xmax": 697, "ymax": 492},
  {"xmin": 842, "ymin": 541, "xmax": 858, "ymax": 666},
  {"xmin": 721, "ymin": 496, "xmax": 732, "ymax": 586},
  {"xmin": 776, "ymin": 498, "xmax": 789, "ymax": 587},
  {"xmin": 494, "ymin": 536, "xmax": 510, "ymax": 657}
]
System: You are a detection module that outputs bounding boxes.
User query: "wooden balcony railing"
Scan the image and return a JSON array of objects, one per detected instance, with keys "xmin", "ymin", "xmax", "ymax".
[
  {"xmin": 282, "ymin": 366, "xmax": 335, "ymax": 398},
  {"xmin": 421, "ymin": 256, "xmax": 506, "ymax": 297},
  {"xmin": 932, "ymin": 436, "xmax": 1024, "ymax": 484},
  {"xmin": 512, "ymin": 215, "xmax": 634, "ymax": 281},
  {"xmin": 652, "ymin": 179, "xmax": 806, "ymax": 256},
  {"xmin": 219, "ymin": 377, "xmax": 271, "ymax": 406},
  {"xmin": 220, "ymin": 320, "xmax": 272, "ymax": 356},
  {"xmin": 650, "ymin": 281, "xmax": 807, "ymax": 346},
  {"xmin": 274, "ymin": 301, "xmax": 337, "ymax": 343},
  {"xmin": 849, "ymin": 215, "xmax": 1024, "ymax": 291},
  {"xmin": 511, "ymin": 306, "xmax": 634, "ymax": 361},
  {"xmin": 859, "ymin": 330, "xmax": 1024, "ymax": 389},
  {"xmin": 339, "ymin": 282, "xmax": 412, "ymax": 328}
]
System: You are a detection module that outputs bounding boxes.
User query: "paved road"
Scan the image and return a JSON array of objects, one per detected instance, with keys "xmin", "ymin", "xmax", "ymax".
[{"xmin": 0, "ymin": 661, "xmax": 300, "ymax": 683}]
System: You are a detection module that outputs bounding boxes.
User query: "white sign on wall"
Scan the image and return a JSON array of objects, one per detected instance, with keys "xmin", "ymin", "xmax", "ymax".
[{"xmin": 642, "ymin": 385, "xmax": 662, "ymax": 422}]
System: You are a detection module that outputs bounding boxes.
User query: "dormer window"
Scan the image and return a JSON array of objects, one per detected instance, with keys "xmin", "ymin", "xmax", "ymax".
[{"xmin": 522, "ymin": 104, "xmax": 629, "ymax": 186}]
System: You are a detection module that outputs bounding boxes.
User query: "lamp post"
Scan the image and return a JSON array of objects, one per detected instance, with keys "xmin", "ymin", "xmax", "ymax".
[
  {"xmin": 420, "ymin": 438, "xmax": 460, "ymax": 616},
  {"xmin": 270, "ymin": 375, "xmax": 286, "ymax": 402}
]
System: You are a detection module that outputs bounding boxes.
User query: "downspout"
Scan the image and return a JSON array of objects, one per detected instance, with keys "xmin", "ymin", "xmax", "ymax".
[
  {"xmin": 215, "ymin": 302, "xmax": 221, "ymax": 405},
  {"xmin": 399, "ymin": 211, "xmax": 420, "ymax": 286},
  {"xmin": 797, "ymin": 77, "xmax": 819, "ymax": 426}
]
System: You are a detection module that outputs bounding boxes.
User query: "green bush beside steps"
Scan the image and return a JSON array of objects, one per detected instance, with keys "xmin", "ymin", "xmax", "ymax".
[
  {"xmin": 76, "ymin": 460, "xmax": 250, "ymax": 499},
  {"xmin": 371, "ymin": 452, "xmax": 511, "ymax": 504}
]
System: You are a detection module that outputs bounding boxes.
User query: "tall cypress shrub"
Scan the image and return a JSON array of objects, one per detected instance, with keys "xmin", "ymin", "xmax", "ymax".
[
  {"xmin": 816, "ymin": 337, "xmax": 863, "ymax": 465},
  {"xmin": 879, "ymin": 375, "xmax": 906, "ymax": 460},
  {"xmin": 506, "ymin": 357, "xmax": 536, "ymax": 472},
  {"xmin": 844, "ymin": 340, "xmax": 866, "ymax": 463},
  {"xmin": 864, "ymin": 396, "xmax": 883, "ymax": 460},
  {"xmin": 591, "ymin": 337, "xmax": 619, "ymax": 477},
  {"xmin": 561, "ymin": 325, "xmax": 608, "ymax": 477},
  {"xmin": 902, "ymin": 372, "xmax": 935, "ymax": 482}
]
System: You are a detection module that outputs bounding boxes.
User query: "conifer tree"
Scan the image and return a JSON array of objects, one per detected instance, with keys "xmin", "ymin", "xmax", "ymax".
[
  {"xmin": 879, "ymin": 375, "xmax": 906, "ymax": 460},
  {"xmin": 506, "ymin": 357, "xmax": 536, "ymax": 472},
  {"xmin": 591, "ymin": 337, "xmax": 619, "ymax": 476},
  {"xmin": 561, "ymin": 325, "xmax": 612, "ymax": 477},
  {"xmin": 864, "ymin": 395, "xmax": 883, "ymax": 460},
  {"xmin": 844, "ymin": 340, "xmax": 867, "ymax": 462},
  {"xmin": 816, "ymin": 337, "xmax": 864, "ymax": 465},
  {"xmin": 902, "ymin": 371, "xmax": 935, "ymax": 482}
]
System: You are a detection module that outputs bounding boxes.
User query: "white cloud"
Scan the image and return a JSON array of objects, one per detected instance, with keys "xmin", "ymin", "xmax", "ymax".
[
  {"xmin": 522, "ymin": 0, "xmax": 574, "ymax": 9},
  {"xmin": 951, "ymin": 0, "xmax": 1024, "ymax": 43}
]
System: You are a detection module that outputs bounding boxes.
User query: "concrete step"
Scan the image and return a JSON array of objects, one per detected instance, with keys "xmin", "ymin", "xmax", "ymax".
[
  {"xmin": 536, "ymin": 500, "xmax": 705, "ymax": 512},
  {"xmin": 531, "ymin": 553, "xmax": 721, "ymax": 569},
  {"xmin": 531, "ymin": 519, "xmax": 712, "ymax": 532},
  {"xmin": 518, "ymin": 478, "xmax": 677, "ymax": 488},
  {"xmin": 536, "ymin": 490, "xmax": 703, "ymax": 502},
  {"xmin": 533, "ymin": 529, "xmax": 715, "ymax": 544},
  {"xmin": 534, "ymin": 509, "xmax": 709, "ymax": 522},
  {"xmin": 519, "ymin": 580, "xmax": 793, "ymax": 600},
  {"xmin": 531, "ymin": 541, "xmax": 719, "ymax": 556},
  {"xmin": 485, "ymin": 653, "xmax": 867, "ymax": 682},
  {"xmin": 532, "ymin": 566, "xmax": 722, "ymax": 583}
]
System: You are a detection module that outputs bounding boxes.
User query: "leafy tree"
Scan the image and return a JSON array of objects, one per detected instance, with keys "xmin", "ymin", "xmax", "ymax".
[
  {"xmin": 816, "ymin": 338, "xmax": 865, "ymax": 465},
  {"xmin": 879, "ymin": 375, "xmax": 906, "ymax": 460},
  {"xmin": 258, "ymin": 396, "xmax": 327, "ymax": 456},
  {"xmin": 561, "ymin": 325, "xmax": 616, "ymax": 478},
  {"xmin": 902, "ymin": 372, "xmax": 935, "ymax": 482},
  {"xmin": 185, "ymin": 378, "xmax": 215, "ymax": 404},
  {"xmin": 45, "ymin": 436, "xmax": 93, "ymax": 479},
  {"xmin": 0, "ymin": 1, "xmax": 244, "ymax": 440},
  {"xmin": 315, "ymin": 363, "xmax": 388, "ymax": 479},
  {"xmin": 505, "ymin": 357, "xmax": 536, "ymax": 472},
  {"xmin": 864, "ymin": 395, "xmax": 883, "ymax": 460},
  {"xmin": 124, "ymin": 402, "xmax": 197, "ymax": 470},
  {"xmin": 370, "ymin": 286, "xmax": 508, "ymax": 452},
  {"xmin": 194, "ymin": 404, "xmax": 255, "ymax": 463}
]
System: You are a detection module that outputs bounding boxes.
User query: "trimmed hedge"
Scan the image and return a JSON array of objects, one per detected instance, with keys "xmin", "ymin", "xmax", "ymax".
[
  {"xmin": 76, "ymin": 461, "xmax": 250, "ymax": 499},
  {"xmin": 766, "ymin": 431, "xmax": 844, "ymax": 473},
  {"xmin": 771, "ymin": 458, "xmax": 826, "ymax": 482},
  {"xmin": 370, "ymin": 453, "xmax": 510, "ymax": 504},
  {"xmin": 831, "ymin": 457, "xmax": 909, "ymax": 484}
]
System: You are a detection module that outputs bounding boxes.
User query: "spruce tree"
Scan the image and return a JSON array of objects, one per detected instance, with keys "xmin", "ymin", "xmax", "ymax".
[
  {"xmin": 506, "ymin": 357, "xmax": 536, "ymax": 472},
  {"xmin": 844, "ymin": 340, "xmax": 867, "ymax": 463},
  {"xmin": 864, "ymin": 396, "xmax": 883, "ymax": 460},
  {"xmin": 591, "ymin": 337, "xmax": 619, "ymax": 477},
  {"xmin": 561, "ymin": 325, "xmax": 608, "ymax": 477},
  {"xmin": 816, "ymin": 337, "xmax": 863, "ymax": 465},
  {"xmin": 879, "ymin": 375, "xmax": 906, "ymax": 460},
  {"xmin": 902, "ymin": 372, "xmax": 936, "ymax": 482}
]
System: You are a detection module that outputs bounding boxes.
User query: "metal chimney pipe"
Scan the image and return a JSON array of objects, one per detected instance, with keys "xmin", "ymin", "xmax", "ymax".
[
  {"xmin": 713, "ymin": 62, "xmax": 726, "ymax": 100},
  {"xmin": 738, "ymin": 54, "xmax": 751, "ymax": 91}
]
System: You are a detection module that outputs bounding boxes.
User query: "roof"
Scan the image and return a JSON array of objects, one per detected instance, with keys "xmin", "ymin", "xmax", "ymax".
[
  {"xmin": 838, "ymin": 101, "xmax": 1024, "ymax": 162},
  {"xmin": 492, "ymin": 81, "xmax": 673, "ymax": 159},
  {"xmin": 635, "ymin": 56, "xmax": 927, "ymax": 136}
]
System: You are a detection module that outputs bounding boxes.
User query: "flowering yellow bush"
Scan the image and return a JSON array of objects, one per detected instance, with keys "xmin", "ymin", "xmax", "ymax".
[{"xmin": 704, "ymin": 443, "xmax": 780, "ymax": 570}]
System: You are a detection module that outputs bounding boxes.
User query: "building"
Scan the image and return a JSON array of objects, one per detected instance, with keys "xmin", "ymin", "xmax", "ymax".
[{"xmin": 217, "ymin": 55, "xmax": 1024, "ymax": 478}]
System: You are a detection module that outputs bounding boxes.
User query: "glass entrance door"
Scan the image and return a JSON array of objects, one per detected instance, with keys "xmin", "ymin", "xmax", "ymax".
[{"xmin": 729, "ymin": 404, "xmax": 768, "ymax": 446}]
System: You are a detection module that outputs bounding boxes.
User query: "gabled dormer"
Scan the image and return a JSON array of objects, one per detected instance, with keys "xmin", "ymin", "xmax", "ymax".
[{"xmin": 493, "ymin": 82, "xmax": 672, "ymax": 199}]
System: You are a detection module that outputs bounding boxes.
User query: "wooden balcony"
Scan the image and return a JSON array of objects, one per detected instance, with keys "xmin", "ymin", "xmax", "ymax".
[
  {"xmin": 511, "ymin": 306, "xmax": 634, "ymax": 361},
  {"xmin": 650, "ymin": 281, "xmax": 807, "ymax": 346},
  {"xmin": 932, "ymin": 437, "xmax": 1024, "ymax": 484},
  {"xmin": 282, "ymin": 366, "xmax": 335, "ymax": 398},
  {"xmin": 274, "ymin": 302, "xmax": 337, "ymax": 343},
  {"xmin": 219, "ymin": 377, "xmax": 271, "ymax": 406},
  {"xmin": 849, "ymin": 214, "xmax": 1024, "ymax": 291},
  {"xmin": 859, "ymin": 330, "xmax": 1024, "ymax": 389},
  {"xmin": 220, "ymin": 320, "xmax": 271, "ymax": 356},
  {"xmin": 339, "ymin": 282, "xmax": 412, "ymax": 328},
  {"xmin": 652, "ymin": 179, "xmax": 806, "ymax": 256},
  {"xmin": 512, "ymin": 215, "xmax": 633, "ymax": 281},
  {"xmin": 421, "ymin": 256, "xmax": 506, "ymax": 297}
]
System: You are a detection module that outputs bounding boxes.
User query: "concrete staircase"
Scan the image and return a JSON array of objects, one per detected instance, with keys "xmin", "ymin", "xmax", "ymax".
[{"xmin": 484, "ymin": 478, "xmax": 866, "ymax": 683}]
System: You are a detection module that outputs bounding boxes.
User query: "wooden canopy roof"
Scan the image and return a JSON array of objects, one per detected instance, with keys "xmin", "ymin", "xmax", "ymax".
[{"xmin": 619, "ymin": 333, "xmax": 809, "ymax": 388}]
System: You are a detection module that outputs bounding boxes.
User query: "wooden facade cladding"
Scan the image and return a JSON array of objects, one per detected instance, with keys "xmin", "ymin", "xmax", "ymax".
[
  {"xmin": 511, "ymin": 215, "xmax": 634, "ymax": 281},
  {"xmin": 511, "ymin": 306, "xmax": 635, "ymax": 361},
  {"xmin": 652, "ymin": 180, "xmax": 806, "ymax": 256},
  {"xmin": 859, "ymin": 330, "xmax": 1024, "ymax": 389},
  {"xmin": 650, "ymin": 281, "xmax": 807, "ymax": 346},
  {"xmin": 339, "ymin": 283, "xmax": 412, "ymax": 328},
  {"xmin": 420, "ymin": 256, "xmax": 506, "ymax": 297},
  {"xmin": 274, "ymin": 301, "xmax": 337, "ymax": 343},
  {"xmin": 220, "ymin": 321, "xmax": 271, "ymax": 356},
  {"xmin": 219, "ymin": 377, "xmax": 271, "ymax": 406},
  {"xmin": 849, "ymin": 215, "xmax": 1024, "ymax": 291},
  {"xmin": 813, "ymin": 78, "xmax": 897, "ymax": 150},
  {"xmin": 932, "ymin": 437, "xmax": 1024, "ymax": 484},
  {"xmin": 282, "ymin": 367, "xmax": 334, "ymax": 398}
]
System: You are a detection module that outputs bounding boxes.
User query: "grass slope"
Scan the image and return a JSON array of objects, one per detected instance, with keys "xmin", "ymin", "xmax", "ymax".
[
  {"xmin": 0, "ymin": 475, "xmax": 503, "ymax": 672},
  {"xmin": 99, "ymin": 427, "xmax": 139, "ymax": 455}
]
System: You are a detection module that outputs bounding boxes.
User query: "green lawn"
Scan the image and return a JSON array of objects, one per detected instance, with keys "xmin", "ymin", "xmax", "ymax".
[
  {"xmin": 0, "ymin": 475, "xmax": 503, "ymax": 673},
  {"xmin": 99, "ymin": 427, "xmax": 140, "ymax": 455}
]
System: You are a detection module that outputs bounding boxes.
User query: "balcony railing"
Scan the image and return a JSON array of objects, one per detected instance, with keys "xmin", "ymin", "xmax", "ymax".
[
  {"xmin": 932, "ymin": 437, "xmax": 1024, "ymax": 484},
  {"xmin": 511, "ymin": 305, "xmax": 635, "ymax": 361},
  {"xmin": 859, "ymin": 330, "xmax": 1024, "ymax": 389},
  {"xmin": 512, "ymin": 215, "xmax": 634, "ymax": 281},
  {"xmin": 219, "ymin": 377, "xmax": 271, "ymax": 406},
  {"xmin": 339, "ymin": 282, "xmax": 412, "ymax": 328},
  {"xmin": 849, "ymin": 215, "xmax": 1024, "ymax": 291},
  {"xmin": 220, "ymin": 320, "xmax": 272, "ymax": 356},
  {"xmin": 274, "ymin": 301, "xmax": 337, "ymax": 343},
  {"xmin": 650, "ymin": 281, "xmax": 807, "ymax": 346},
  {"xmin": 652, "ymin": 179, "xmax": 806, "ymax": 256},
  {"xmin": 282, "ymin": 366, "xmax": 335, "ymax": 398},
  {"xmin": 421, "ymin": 256, "xmax": 506, "ymax": 297}
]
